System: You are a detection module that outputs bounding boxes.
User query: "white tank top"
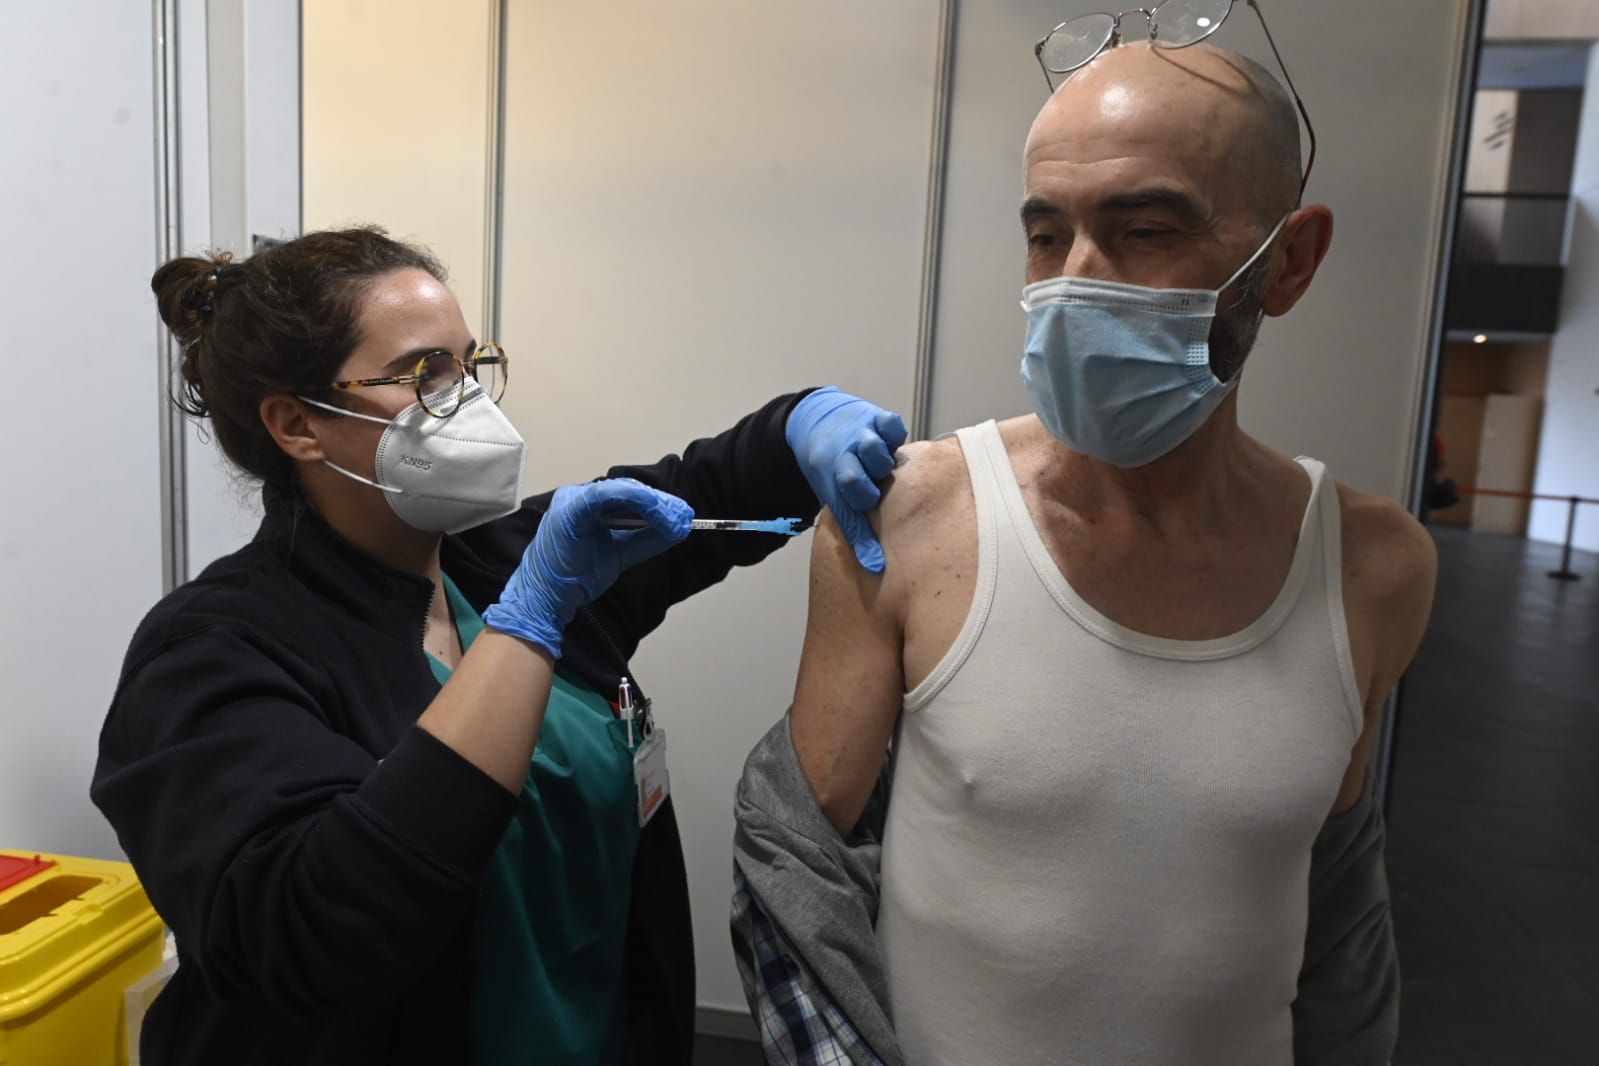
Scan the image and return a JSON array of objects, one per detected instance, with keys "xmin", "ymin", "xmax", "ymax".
[{"xmin": 877, "ymin": 420, "xmax": 1363, "ymax": 1066}]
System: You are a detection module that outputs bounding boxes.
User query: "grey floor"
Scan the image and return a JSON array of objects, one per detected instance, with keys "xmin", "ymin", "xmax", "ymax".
[{"xmin": 1386, "ymin": 526, "xmax": 1599, "ymax": 1065}]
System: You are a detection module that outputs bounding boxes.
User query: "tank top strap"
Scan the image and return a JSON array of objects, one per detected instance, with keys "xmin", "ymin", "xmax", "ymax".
[
  {"xmin": 905, "ymin": 424, "xmax": 1004, "ymax": 712},
  {"xmin": 1297, "ymin": 456, "xmax": 1365, "ymax": 737},
  {"xmin": 952, "ymin": 421, "xmax": 1007, "ymax": 536}
]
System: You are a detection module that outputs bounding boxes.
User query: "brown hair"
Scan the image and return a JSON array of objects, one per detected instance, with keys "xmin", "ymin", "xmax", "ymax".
[{"xmin": 152, "ymin": 226, "xmax": 445, "ymax": 491}]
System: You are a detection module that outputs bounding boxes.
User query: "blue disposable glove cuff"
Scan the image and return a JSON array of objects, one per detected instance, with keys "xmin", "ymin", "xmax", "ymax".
[
  {"xmin": 482, "ymin": 593, "xmax": 568, "ymax": 659},
  {"xmin": 785, "ymin": 387, "xmax": 844, "ymax": 453}
]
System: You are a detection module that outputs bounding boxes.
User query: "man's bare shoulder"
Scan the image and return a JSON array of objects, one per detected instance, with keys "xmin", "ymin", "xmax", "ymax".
[
  {"xmin": 801, "ymin": 436, "xmax": 970, "ymax": 624},
  {"xmin": 1337, "ymin": 483, "xmax": 1438, "ymax": 652},
  {"xmin": 849, "ymin": 428, "xmax": 987, "ymax": 640},
  {"xmin": 1338, "ymin": 485, "xmax": 1436, "ymax": 591},
  {"xmin": 876, "ymin": 435, "xmax": 969, "ymax": 531},
  {"xmin": 875, "ymin": 417, "xmax": 1044, "ymax": 527}
]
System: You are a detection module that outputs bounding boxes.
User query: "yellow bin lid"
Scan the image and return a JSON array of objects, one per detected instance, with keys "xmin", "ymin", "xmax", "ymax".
[{"xmin": 0, "ymin": 850, "xmax": 165, "ymax": 1023}]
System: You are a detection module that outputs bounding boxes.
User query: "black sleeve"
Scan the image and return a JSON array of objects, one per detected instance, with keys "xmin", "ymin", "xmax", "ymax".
[
  {"xmin": 450, "ymin": 390, "xmax": 821, "ymax": 659},
  {"xmin": 1291, "ymin": 783, "xmax": 1400, "ymax": 1064},
  {"xmin": 590, "ymin": 390, "xmax": 821, "ymax": 655},
  {"xmin": 91, "ymin": 623, "xmax": 517, "ymax": 1015}
]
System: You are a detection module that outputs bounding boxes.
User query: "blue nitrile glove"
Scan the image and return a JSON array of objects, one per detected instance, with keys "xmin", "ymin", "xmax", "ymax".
[
  {"xmin": 786, "ymin": 387, "xmax": 909, "ymax": 574},
  {"xmin": 483, "ymin": 479, "xmax": 694, "ymax": 658}
]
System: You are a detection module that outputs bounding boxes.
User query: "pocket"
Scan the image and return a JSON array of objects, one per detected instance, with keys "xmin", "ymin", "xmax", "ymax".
[{"xmin": 606, "ymin": 716, "xmax": 639, "ymax": 759}]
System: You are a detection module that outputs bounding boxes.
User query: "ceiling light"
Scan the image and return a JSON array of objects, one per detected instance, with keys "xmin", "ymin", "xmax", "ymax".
[{"xmin": 1473, "ymin": 334, "xmax": 1488, "ymax": 344}]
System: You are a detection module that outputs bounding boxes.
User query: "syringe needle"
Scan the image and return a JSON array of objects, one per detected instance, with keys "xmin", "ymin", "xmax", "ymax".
[{"xmin": 605, "ymin": 516, "xmax": 804, "ymax": 536}]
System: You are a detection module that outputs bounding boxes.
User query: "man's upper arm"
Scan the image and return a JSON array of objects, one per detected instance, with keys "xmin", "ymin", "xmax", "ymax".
[
  {"xmin": 1333, "ymin": 493, "xmax": 1438, "ymax": 812},
  {"xmin": 790, "ymin": 508, "xmax": 906, "ymax": 837}
]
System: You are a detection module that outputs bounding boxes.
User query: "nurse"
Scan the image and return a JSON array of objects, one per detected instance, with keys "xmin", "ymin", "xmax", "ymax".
[{"xmin": 91, "ymin": 226, "xmax": 905, "ymax": 1066}]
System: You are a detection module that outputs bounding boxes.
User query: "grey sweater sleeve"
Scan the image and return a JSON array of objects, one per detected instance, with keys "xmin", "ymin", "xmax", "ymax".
[
  {"xmin": 732, "ymin": 713, "xmax": 905, "ymax": 1066},
  {"xmin": 734, "ymin": 710, "xmax": 1396, "ymax": 1065},
  {"xmin": 1292, "ymin": 777, "xmax": 1401, "ymax": 1065}
]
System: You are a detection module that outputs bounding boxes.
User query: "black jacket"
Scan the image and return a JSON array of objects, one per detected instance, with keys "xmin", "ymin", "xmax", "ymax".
[{"xmin": 92, "ymin": 392, "xmax": 818, "ymax": 1066}]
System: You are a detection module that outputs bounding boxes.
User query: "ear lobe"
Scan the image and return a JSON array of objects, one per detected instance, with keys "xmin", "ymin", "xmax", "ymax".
[
  {"xmin": 1261, "ymin": 204, "xmax": 1334, "ymax": 317},
  {"xmin": 260, "ymin": 394, "xmax": 326, "ymax": 463}
]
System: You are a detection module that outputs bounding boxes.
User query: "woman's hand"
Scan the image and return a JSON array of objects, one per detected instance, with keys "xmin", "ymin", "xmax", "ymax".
[
  {"xmin": 483, "ymin": 479, "xmax": 694, "ymax": 657},
  {"xmin": 786, "ymin": 387, "xmax": 909, "ymax": 574}
]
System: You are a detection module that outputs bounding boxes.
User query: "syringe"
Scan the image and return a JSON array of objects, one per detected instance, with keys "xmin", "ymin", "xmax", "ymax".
[{"xmin": 605, "ymin": 516, "xmax": 805, "ymax": 536}]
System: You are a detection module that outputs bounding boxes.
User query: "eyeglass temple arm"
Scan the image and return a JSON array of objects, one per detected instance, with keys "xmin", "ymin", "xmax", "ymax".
[
  {"xmin": 1034, "ymin": 38, "xmax": 1058, "ymax": 92},
  {"xmin": 1246, "ymin": 0, "xmax": 1316, "ymax": 198},
  {"xmin": 333, "ymin": 374, "xmax": 419, "ymax": 391}
]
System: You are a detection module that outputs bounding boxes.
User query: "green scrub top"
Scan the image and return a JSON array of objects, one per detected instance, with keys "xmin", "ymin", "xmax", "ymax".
[{"xmin": 426, "ymin": 575, "xmax": 643, "ymax": 1066}]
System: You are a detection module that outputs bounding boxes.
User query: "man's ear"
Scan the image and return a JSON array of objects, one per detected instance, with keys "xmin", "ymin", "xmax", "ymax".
[
  {"xmin": 1261, "ymin": 204, "xmax": 1333, "ymax": 317},
  {"xmin": 260, "ymin": 395, "xmax": 327, "ymax": 464}
]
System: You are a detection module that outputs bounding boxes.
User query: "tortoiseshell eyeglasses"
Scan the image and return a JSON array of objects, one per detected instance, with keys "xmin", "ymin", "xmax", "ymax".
[{"xmin": 324, "ymin": 343, "xmax": 509, "ymax": 418}]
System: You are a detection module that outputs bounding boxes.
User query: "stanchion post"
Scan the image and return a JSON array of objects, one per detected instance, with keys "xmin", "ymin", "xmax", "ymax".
[{"xmin": 1549, "ymin": 496, "xmax": 1581, "ymax": 581}]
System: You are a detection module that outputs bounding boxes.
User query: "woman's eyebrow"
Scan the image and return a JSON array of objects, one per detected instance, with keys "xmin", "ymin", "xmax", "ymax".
[
  {"xmin": 380, "ymin": 347, "xmax": 439, "ymax": 373},
  {"xmin": 378, "ymin": 339, "xmax": 477, "ymax": 374}
]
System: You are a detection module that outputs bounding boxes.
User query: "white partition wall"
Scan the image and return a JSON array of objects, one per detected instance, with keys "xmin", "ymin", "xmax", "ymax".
[
  {"xmin": 496, "ymin": 0, "xmax": 938, "ymax": 1011},
  {"xmin": 302, "ymin": 0, "xmax": 496, "ymax": 326},
  {"xmin": 0, "ymin": 0, "xmax": 305, "ymax": 861},
  {"xmin": 927, "ymin": 0, "xmax": 1472, "ymax": 500},
  {"xmin": 184, "ymin": 0, "xmax": 303, "ymax": 577},
  {"xmin": 2, "ymin": 4, "xmax": 164, "ymax": 859}
]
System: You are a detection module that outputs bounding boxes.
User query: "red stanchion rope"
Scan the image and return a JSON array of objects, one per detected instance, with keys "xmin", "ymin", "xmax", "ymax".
[{"xmin": 1456, "ymin": 487, "xmax": 1599, "ymax": 506}]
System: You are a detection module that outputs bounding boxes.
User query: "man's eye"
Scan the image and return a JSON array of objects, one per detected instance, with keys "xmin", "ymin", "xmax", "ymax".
[
  {"xmin": 1128, "ymin": 228, "xmax": 1174, "ymax": 240},
  {"xmin": 1028, "ymin": 232, "xmax": 1058, "ymax": 248}
]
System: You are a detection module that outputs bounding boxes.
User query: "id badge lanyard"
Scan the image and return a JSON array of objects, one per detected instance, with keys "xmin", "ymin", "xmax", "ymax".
[{"xmin": 619, "ymin": 677, "xmax": 669, "ymax": 828}]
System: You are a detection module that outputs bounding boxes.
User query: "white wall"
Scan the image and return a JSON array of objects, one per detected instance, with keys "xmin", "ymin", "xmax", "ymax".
[
  {"xmin": 185, "ymin": 0, "xmax": 302, "ymax": 577},
  {"xmin": 927, "ymin": 0, "xmax": 1470, "ymax": 501},
  {"xmin": 2, "ymin": 4, "xmax": 164, "ymax": 859},
  {"xmin": 1529, "ymin": 43, "xmax": 1599, "ymax": 552},
  {"xmin": 495, "ymin": 0, "xmax": 938, "ymax": 1012},
  {"xmin": 302, "ymin": 0, "xmax": 495, "ymax": 328},
  {"xmin": 1486, "ymin": 0, "xmax": 1599, "ymax": 41}
]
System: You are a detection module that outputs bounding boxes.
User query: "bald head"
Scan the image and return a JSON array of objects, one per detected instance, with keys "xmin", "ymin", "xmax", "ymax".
[
  {"xmin": 1018, "ymin": 41, "xmax": 1321, "ymax": 380},
  {"xmin": 1028, "ymin": 41, "xmax": 1302, "ymax": 225}
]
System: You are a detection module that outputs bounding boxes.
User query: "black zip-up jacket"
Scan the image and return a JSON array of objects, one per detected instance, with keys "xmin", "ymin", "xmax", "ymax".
[{"xmin": 91, "ymin": 392, "xmax": 819, "ymax": 1066}]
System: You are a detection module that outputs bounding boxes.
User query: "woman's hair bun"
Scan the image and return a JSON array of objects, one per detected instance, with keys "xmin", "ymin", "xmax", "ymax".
[
  {"xmin": 152, "ymin": 253, "xmax": 236, "ymax": 344},
  {"xmin": 151, "ymin": 252, "xmax": 240, "ymax": 416}
]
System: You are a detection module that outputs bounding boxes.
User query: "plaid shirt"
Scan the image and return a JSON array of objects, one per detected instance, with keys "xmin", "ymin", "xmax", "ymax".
[{"xmin": 731, "ymin": 867, "xmax": 886, "ymax": 1066}]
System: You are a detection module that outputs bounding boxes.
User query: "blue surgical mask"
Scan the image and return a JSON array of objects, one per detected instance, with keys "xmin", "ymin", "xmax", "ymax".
[{"xmin": 1019, "ymin": 216, "xmax": 1287, "ymax": 467}]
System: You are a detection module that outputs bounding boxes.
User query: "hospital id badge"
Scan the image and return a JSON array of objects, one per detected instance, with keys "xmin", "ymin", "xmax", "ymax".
[{"xmin": 634, "ymin": 728, "xmax": 669, "ymax": 828}]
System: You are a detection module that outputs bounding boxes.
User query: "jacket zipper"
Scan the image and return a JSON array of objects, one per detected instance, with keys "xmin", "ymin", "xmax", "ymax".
[
  {"xmin": 419, "ymin": 584, "xmax": 445, "ymax": 690},
  {"xmin": 580, "ymin": 604, "xmax": 644, "ymax": 702}
]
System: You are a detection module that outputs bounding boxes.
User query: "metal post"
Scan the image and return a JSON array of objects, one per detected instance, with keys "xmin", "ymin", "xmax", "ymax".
[
  {"xmin": 1549, "ymin": 496, "xmax": 1582, "ymax": 581},
  {"xmin": 910, "ymin": 0, "xmax": 958, "ymax": 442},
  {"xmin": 154, "ymin": 0, "xmax": 188, "ymax": 593},
  {"xmin": 481, "ymin": 0, "xmax": 507, "ymax": 344}
]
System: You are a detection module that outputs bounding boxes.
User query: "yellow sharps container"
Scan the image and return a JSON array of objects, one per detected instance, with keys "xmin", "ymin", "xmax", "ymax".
[{"xmin": 0, "ymin": 851, "xmax": 165, "ymax": 1065}]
